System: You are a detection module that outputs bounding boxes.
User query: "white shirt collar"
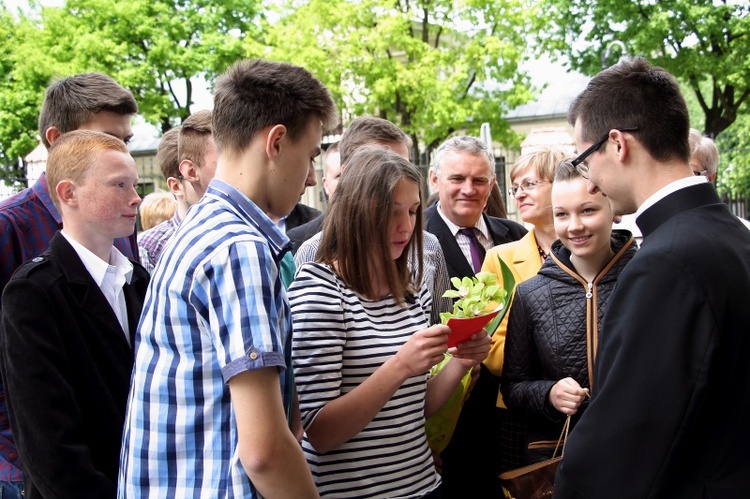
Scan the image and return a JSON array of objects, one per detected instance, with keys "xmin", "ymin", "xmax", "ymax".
[
  {"xmin": 60, "ymin": 230, "xmax": 133, "ymax": 286},
  {"xmin": 435, "ymin": 201, "xmax": 490, "ymax": 240},
  {"xmin": 635, "ymin": 175, "xmax": 708, "ymax": 220}
]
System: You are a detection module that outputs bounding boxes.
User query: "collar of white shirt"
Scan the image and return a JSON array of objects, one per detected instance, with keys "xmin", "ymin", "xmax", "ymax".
[
  {"xmin": 435, "ymin": 202, "xmax": 491, "ymax": 241},
  {"xmin": 635, "ymin": 175, "xmax": 708, "ymax": 220}
]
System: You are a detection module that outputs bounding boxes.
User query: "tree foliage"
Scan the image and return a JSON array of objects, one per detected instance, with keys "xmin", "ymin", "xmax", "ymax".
[
  {"xmin": 0, "ymin": 0, "xmax": 263, "ymax": 177},
  {"xmin": 535, "ymin": 0, "xmax": 750, "ymax": 139},
  {"xmin": 35, "ymin": 0, "xmax": 263, "ymax": 131},
  {"xmin": 263, "ymin": 0, "xmax": 534, "ymax": 162}
]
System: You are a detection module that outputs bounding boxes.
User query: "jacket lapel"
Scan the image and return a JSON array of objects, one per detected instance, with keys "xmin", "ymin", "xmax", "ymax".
[
  {"xmin": 52, "ymin": 233, "xmax": 133, "ymax": 351},
  {"xmin": 425, "ymin": 205, "xmax": 475, "ymax": 279}
]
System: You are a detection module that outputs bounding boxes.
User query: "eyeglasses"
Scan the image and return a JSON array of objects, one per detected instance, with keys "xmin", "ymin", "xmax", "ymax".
[
  {"xmin": 571, "ymin": 127, "xmax": 639, "ymax": 179},
  {"xmin": 691, "ymin": 164, "xmax": 708, "ymax": 176},
  {"xmin": 508, "ymin": 180, "xmax": 549, "ymax": 197}
]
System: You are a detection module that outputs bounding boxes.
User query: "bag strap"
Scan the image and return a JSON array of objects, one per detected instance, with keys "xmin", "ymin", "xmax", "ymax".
[{"xmin": 552, "ymin": 414, "xmax": 571, "ymax": 459}]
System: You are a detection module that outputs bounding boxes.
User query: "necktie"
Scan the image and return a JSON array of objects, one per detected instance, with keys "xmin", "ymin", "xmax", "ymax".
[{"xmin": 458, "ymin": 227, "xmax": 486, "ymax": 273}]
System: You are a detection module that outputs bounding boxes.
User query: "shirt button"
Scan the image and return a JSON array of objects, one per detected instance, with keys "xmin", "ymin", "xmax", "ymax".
[
  {"xmin": 249, "ymin": 351, "xmax": 258, "ymax": 360},
  {"xmin": 32, "ymin": 257, "xmax": 43, "ymax": 262}
]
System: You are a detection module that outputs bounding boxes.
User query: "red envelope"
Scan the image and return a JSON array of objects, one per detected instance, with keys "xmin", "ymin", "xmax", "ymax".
[{"xmin": 445, "ymin": 308, "xmax": 501, "ymax": 348}]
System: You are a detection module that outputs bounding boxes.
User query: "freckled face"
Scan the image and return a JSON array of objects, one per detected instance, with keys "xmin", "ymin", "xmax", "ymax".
[{"xmin": 75, "ymin": 149, "xmax": 141, "ymax": 243}]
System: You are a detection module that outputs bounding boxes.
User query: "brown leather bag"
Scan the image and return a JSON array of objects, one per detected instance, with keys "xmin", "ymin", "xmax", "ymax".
[{"xmin": 499, "ymin": 415, "xmax": 570, "ymax": 499}]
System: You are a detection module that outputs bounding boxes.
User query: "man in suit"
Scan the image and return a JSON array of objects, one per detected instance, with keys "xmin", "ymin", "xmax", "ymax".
[
  {"xmin": 426, "ymin": 135, "xmax": 526, "ymax": 498},
  {"xmin": 556, "ymin": 57, "xmax": 750, "ymax": 498},
  {"xmin": 0, "ymin": 131, "xmax": 149, "ymax": 498}
]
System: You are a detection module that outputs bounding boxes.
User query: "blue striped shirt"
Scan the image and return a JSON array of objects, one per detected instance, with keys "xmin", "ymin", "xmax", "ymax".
[{"xmin": 118, "ymin": 179, "xmax": 293, "ymax": 498}]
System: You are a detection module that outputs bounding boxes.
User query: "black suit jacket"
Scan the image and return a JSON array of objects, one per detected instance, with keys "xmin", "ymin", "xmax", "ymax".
[
  {"xmin": 425, "ymin": 204, "xmax": 527, "ymax": 280},
  {"xmin": 287, "ymin": 213, "xmax": 324, "ymax": 254},
  {"xmin": 556, "ymin": 183, "xmax": 750, "ymax": 498},
  {"xmin": 285, "ymin": 202, "xmax": 321, "ymax": 233},
  {"xmin": 0, "ymin": 232, "xmax": 149, "ymax": 499}
]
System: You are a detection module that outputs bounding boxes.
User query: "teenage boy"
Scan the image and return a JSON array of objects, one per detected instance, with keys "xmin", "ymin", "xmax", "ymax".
[
  {"xmin": 119, "ymin": 58, "xmax": 337, "ymax": 498},
  {"xmin": 0, "ymin": 131, "xmax": 149, "ymax": 498},
  {"xmin": 0, "ymin": 72, "xmax": 139, "ymax": 498},
  {"xmin": 138, "ymin": 109, "xmax": 218, "ymax": 273}
]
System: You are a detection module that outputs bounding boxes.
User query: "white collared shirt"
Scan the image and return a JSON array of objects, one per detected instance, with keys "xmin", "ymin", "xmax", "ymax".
[
  {"xmin": 635, "ymin": 175, "xmax": 708, "ymax": 220},
  {"xmin": 61, "ymin": 230, "xmax": 133, "ymax": 344},
  {"xmin": 435, "ymin": 202, "xmax": 493, "ymax": 268}
]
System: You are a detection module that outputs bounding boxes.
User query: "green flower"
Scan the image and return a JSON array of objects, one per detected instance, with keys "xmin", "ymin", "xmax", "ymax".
[{"xmin": 440, "ymin": 272, "xmax": 507, "ymax": 323}]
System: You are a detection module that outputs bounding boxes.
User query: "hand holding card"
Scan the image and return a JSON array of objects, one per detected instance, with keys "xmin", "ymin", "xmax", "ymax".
[{"xmin": 445, "ymin": 307, "xmax": 501, "ymax": 348}]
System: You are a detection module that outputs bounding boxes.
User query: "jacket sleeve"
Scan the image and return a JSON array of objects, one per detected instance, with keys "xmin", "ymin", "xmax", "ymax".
[
  {"xmin": 0, "ymin": 278, "xmax": 115, "ymax": 498},
  {"xmin": 501, "ymin": 287, "xmax": 556, "ymax": 418},
  {"xmin": 555, "ymin": 250, "xmax": 720, "ymax": 498}
]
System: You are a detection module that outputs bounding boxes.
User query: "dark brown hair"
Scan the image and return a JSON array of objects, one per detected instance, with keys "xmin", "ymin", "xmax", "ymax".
[
  {"xmin": 157, "ymin": 126, "xmax": 181, "ymax": 180},
  {"xmin": 212, "ymin": 59, "xmax": 338, "ymax": 155},
  {"xmin": 339, "ymin": 116, "xmax": 412, "ymax": 165},
  {"xmin": 38, "ymin": 73, "xmax": 138, "ymax": 148},
  {"xmin": 178, "ymin": 110, "xmax": 212, "ymax": 167},
  {"xmin": 317, "ymin": 146, "xmax": 423, "ymax": 305},
  {"xmin": 568, "ymin": 57, "xmax": 690, "ymax": 163}
]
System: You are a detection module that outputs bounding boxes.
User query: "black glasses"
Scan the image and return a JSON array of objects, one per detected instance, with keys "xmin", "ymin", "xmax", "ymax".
[{"xmin": 571, "ymin": 127, "xmax": 639, "ymax": 179}]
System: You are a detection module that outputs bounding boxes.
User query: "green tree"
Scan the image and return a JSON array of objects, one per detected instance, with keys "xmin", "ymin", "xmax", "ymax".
[
  {"xmin": 0, "ymin": 7, "xmax": 44, "ymax": 182},
  {"xmin": 535, "ymin": 0, "xmax": 750, "ymax": 139},
  {"xmin": 0, "ymin": 0, "xmax": 265, "ymax": 180},
  {"xmin": 263, "ymin": 0, "xmax": 534, "ymax": 162},
  {"xmin": 715, "ymin": 115, "xmax": 750, "ymax": 196},
  {"xmin": 33, "ymin": 0, "xmax": 264, "ymax": 132}
]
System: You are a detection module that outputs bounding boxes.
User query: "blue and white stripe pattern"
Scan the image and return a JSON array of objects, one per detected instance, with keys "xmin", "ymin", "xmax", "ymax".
[
  {"xmin": 289, "ymin": 262, "xmax": 441, "ymax": 498},
  {"xmin": 118, "ymin": 179, "xmax": 291, "ymax": 498}
]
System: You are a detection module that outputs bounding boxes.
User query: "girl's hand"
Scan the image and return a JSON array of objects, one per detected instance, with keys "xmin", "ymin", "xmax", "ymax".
[
  {"xmin": 549, "ymin": 377, "xmax": 590, "ymax": 415},
  {"xmin": 393, "ymin": 324, "xmax": 450, "ymax": 377},
  {"xmin": 448, "ymin": 329, "xmax": 492, "ymax": 369}
]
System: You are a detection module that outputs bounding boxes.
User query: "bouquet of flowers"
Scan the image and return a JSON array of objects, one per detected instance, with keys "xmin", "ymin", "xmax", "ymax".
[{"xmin": 426, "ymin": 256, "xmax": 516, "ymax": 454}]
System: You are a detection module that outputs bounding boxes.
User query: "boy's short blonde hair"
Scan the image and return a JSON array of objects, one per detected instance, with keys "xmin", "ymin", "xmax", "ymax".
[{"xmin": 139, "ymin": 191, "xmax": 176, "ymax": 231}]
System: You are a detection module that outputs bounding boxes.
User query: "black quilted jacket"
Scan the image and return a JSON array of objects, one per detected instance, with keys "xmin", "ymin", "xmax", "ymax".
[{"xmin": 501, "ymin": 230, "xmax": 637, "ymax": 448}]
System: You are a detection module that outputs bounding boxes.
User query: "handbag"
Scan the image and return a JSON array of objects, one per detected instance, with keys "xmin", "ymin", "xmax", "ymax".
[{"xmin": 498, "ymin": 414, "xmax": 570, "ymax": 499}]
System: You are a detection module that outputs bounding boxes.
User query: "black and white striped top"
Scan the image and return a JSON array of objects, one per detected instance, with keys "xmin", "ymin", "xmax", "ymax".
[{"xmin": 289, "ymin": 262, "xmax": 440, "ymax": 498}]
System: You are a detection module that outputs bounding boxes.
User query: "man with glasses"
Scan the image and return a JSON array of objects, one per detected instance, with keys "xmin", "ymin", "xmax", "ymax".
[
  {"xmin": 556, "ymin": 57, "xmax": 750, "ymax": 498},
  {"xmin": 426, "ymin": 135, "xmax": 526, "ymax": 498}
]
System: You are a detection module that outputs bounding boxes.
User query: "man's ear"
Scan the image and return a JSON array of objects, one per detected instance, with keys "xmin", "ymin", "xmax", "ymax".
[
  {"xmin": 166, "ymin": 176, "xmax": 183, "ymax": 198},
  {"xmin": 46, "ymin": 126, "xmax": 63, "ymax": 146},
  {"xmin": 265, "ymin": 124, "xmax": 287, "ymax": 161},
  {"xmin": 178, "ymin": 159, "xmax": 198, "ymax": 182},
  {"xmin": 613, "ymin": 130, "xmax": 631, "ymax": 163},
  {"xmin": 55, "ymin": 179, "xmax": 77, "ymax": 207},
  {"xmin": 429, "ymin": 168, "xmax": 439, "ymax": 191}
]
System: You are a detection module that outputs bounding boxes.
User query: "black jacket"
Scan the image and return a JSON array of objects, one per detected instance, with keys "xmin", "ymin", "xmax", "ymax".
[
  {"xmin": 556, "ymin": 184, "xmax": 750, "ymax": 498},
  {"xmin": 0, "ymin": 232, "xmax": 149, "ymax": 499},
  {"xmin": 424, "ymin": 204, "xmax": 527, "ymax": 280},
  {"xmin": 285, "ymin": 202, "xmax": 321, "ymax": 233},
  {"xmin": 287, "ymin": 213, "xmax": 323, "ymax": 254},
  {"xmin": 502, "ymin": 231, "xmax": 636, "ymax": 454}
]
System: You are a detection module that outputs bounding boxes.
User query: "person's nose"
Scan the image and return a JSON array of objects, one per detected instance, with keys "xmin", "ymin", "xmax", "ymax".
[
  {"xmin": 460, "ymin": 179, "xmax": 475, "ymax": 195},
  {"xmin": 568, "ymin": 214, "xmax": 584, "ymax": 233},
  {"xmin": 306, "ymin": 163, "xmax": 317, "ymax": 187},
  {"xmin": 131, "ymin": 188, "xmax": 142, "ymax": 207}
]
